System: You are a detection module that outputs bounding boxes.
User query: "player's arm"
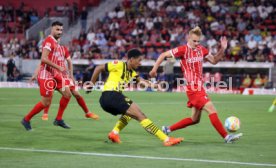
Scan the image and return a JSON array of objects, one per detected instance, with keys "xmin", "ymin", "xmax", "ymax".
[
  {"xmin": 41, "ymin": 48, "xmax": 64, "ymax": 72},
  {"xmin": 90, "ymin": 64, "xmax": 105, "ymax": 85},
  {"xmin": 204, "ymin": 36, "xmax": 228, "ymax": 65},
  {"xmin": 86, "ymin": 64, "xmax": 105, "ymax": 93},
  {"xmin": 66, "ymin": 57, "xmax": 74, "ymax": 79},
  {"xmin": 149, "ymin": 50, "xmax": 173, "ymax": 77}
]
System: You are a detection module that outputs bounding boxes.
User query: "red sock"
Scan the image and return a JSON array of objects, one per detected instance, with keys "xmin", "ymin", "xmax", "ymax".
[
  {"xmin": 169, "ymin": 117, "xmax": 194, "ymax": 131},
  {"xmin": 56, "ymin": 96, "xmax": 70, "ymax": 120},
  {"xmin": 25, "ymin": 102, "xmax": 45, "ymax": 121},
  {"xmin": 209, "ymin": 113, "xmax": 228, "ymax": 138},
  {"xmin": 76, "ymin": 96, "xmax": 89, "ymax": 113}
]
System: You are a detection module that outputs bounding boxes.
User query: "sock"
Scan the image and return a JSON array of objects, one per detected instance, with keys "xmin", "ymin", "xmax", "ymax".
[
  {"xmin": 25, "ymin": 102, "xmax": 45, "ymax": 121},
  {"xmin": 76, "ymin": 96, "xmax": 89, "ymax": 113},
  {"xmin": 140, "ymin": 118, "xmax": 168, "ymax": 142},
  {"xmin": 112, "ymin": 115, "xmax": 132, "ymax": 134},
  {"xmin": 44, "ymin": 106, "xmax": 50, "ymax": 114},
  {"xmin": 56, "ymin": 96, "xmax": 70, "ymax": 120},
  {"xmin": 209, "ymin": 113, "xmax": 228, "ymax": 138},
  {"xmin": 273, "ymin": 98, "xmax": 276, "ymax": 105},
  {"xmin": 169, "ymin": 117, "xmax": 194, "ymax": 131}
]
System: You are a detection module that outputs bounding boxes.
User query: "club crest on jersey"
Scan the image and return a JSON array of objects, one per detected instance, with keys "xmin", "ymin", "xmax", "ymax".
[{"xmin": 187, "ymin": 57, "xmax": 203, "ymax": 63}]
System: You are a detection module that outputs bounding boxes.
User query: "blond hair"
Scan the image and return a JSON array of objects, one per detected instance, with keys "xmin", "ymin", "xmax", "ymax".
[{"xmin": 189, "ymin": 26, "xmax": 202, "ymax": 36}]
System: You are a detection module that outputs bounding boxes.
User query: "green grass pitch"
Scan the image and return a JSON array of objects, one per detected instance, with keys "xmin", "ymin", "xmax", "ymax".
[{"xmin": 0, "ymin": 88, "xmax": 275, "ymax": 168}]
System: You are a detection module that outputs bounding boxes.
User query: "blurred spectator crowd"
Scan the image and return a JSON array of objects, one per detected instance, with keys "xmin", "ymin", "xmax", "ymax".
[
  {"xmin": 0, "ymin": 0, "xmax": 275, "ymax": 62},
  {"xmin": 69, "ymin": 0, "xmax": 276, "ymax": 63},
  {"xmin": 0, "ymin": 0, "xmax": 275, "ymax": 87}
]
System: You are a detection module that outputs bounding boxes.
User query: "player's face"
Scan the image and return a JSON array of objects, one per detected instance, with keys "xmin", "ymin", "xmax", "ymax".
[
  {"xmin": 52, "ymin": 25, "xmax": 63, "ymax": 40},
  {"xmin": 188, "ymin": 34, "xmax": 201, "ymax": 48},
  {"xmin": 130, "ymin": 56, "xmax": 143, "ymax": 69}
]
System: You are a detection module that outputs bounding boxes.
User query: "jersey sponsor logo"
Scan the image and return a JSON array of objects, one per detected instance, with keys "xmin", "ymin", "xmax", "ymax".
[{"xmin": 186, "ymin": 57, "xmax": 203, "ymax": 63}]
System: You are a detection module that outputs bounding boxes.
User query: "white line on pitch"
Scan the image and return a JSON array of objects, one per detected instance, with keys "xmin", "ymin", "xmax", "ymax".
[{"xmin": 0, "ymin": 147, "xmax": 275, "ymax": 167}]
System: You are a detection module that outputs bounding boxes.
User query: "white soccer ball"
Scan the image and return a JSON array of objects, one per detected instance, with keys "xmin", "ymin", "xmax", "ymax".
[{"xmin": 225, "ymin": 116, "xmax": 240, "ymax": 132}]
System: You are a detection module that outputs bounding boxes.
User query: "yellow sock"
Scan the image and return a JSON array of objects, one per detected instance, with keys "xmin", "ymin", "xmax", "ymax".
[
  {"xmin": 140, "ymin": 118, "xmax": 168, "ymax": 142},
  {"xmin": 273, "ymin": 98, "xmax": 276, "ymax": 105},
  {"xmin": 112, "ymin": 115, "xmax": 132, "ymax": 133}
]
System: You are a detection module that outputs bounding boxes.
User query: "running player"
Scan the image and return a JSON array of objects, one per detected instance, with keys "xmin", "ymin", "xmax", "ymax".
[
  {"xmin": 88, "ymin": 48, "xmax": 183, "ymax": 146},
  {"xmin": 150, "ymin": 26, "xmax": 242, "ymax": 143}
]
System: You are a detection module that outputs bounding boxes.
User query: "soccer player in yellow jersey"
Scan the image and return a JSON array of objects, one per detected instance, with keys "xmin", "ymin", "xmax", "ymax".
[
  {"xmin": 268, "ymin": 98, "xmax": 276, "ymax": 112},
  {"xmin": 89, "ymin": 48, "xmax": 183, "ymax": 146}
]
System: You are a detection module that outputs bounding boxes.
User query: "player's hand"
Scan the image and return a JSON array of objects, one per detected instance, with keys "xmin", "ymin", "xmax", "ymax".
[
  {"xmin": 149, "ymin": 70, "xmax": 157, "ymax": 77},
  {"xmin": 28, "ymin": 76, "xmax": 36, "ymax": 83},
  {"xmin": 220, "ymin": 36, "xmax": 228, "ymax": 50},
  {"xmin": 58, "ymin": 67, "xmax": 66, "ymax": 73}
]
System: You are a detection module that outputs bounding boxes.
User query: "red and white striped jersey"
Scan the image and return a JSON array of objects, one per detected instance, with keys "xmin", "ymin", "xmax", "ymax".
[
  {"xmin": 38, "ymin": 35, "xmax": 67, "ymax": 79},
  {"xmin": 170, "ymin": 44, "xmax": 209, "ymax": 85},
  {"xmin": 57, "ymin": 45, "xmax": 70, "ymax": 69},
  {"xmin": 58, "ymin": 45, "xmax": 70, "ymax": 78}
]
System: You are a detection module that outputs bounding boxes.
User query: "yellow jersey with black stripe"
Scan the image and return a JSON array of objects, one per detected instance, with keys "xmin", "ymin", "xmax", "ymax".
[{"xmin": 104, "ymin": 60, "xmax": 138, "ymax": 92}]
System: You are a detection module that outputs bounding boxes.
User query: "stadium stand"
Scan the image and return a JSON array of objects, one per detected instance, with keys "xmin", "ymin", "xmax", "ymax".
[{"xmin": 0, "ymin": 0, "xmax": 275, "ymax": 89}]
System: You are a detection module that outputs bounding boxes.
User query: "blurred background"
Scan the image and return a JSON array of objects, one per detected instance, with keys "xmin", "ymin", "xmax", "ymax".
[{"xmin": 0, "ymin": 0, "xmax": 275, "ymax": 94}]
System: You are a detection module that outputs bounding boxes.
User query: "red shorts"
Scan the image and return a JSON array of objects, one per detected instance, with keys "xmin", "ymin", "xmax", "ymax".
[
  {"xmin": 37, "ymin": 74, "xmax": 72, "ymax": 97},
  {"xmin": 64, "ymin": 77, "xmax": 77, "ymax": 91},
  {"xmin": 53, "ymin": 74, "xmax": 70, "ymax": 90},
  {"xmin": 186, "ymin": 85, "xmax": 210, "ymax": 110},
  {"xmin": 37, "ymin": 77, "xmax": 55, "ymax": 97}
]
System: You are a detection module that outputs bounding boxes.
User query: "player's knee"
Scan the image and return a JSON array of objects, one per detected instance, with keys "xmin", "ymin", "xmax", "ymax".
[
  {"xmin": 193, "ymin": 119, "xmax": 200, "ymax": 124},
  {"xmin": 191, "ymin": 118, "xmax": 200, "ymax": 124},
  {"xmin": 42, "ymin": 99, "xmax": 51, "ymax": 107},
  {"xmin": 63, "ymin": 92, "xmax": 72, "ymax": 99},
  {"xmin": 73, "ymin": 93, "xmax": 81, "ymax": 99}
]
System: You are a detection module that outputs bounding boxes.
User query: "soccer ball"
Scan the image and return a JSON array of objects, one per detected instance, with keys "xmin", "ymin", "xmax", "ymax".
[{"xmin": 224, "ymin": 116, "xmax": 240, "ymax": 132}]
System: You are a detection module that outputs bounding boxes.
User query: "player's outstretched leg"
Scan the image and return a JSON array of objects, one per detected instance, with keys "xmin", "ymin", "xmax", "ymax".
[
  {"xmin": 127, "ymin": 103, "xmax": 184, "ymax": 146},
  {"xmin": 204, "ymin": 102, "xmax": 242, "ymax": 143},
  {"xmin": 162, "ymin": 108, "xmax": 201, "ymax": 135},
  {"xmin": 140, "ymin": 118, "xmax": 184, "ymax": 146}
]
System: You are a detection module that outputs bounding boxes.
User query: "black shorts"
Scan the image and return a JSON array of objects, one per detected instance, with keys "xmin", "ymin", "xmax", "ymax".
[{"xmin": 99, "ymin": 91, "xmax": 133, "ymax": 116}]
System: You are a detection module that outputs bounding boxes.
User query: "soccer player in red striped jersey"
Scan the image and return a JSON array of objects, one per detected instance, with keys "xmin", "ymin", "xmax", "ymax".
[
  {"xmin": 21, "ymin": 21, "xmax": 72, "ymax": 131},
  {"xmin": 31, "ymin": 45, "xmax": 99, "ymax": 120},
  {"xmin": 150, "ymin": 26, "xmax": 242, "ymax": 143}
]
